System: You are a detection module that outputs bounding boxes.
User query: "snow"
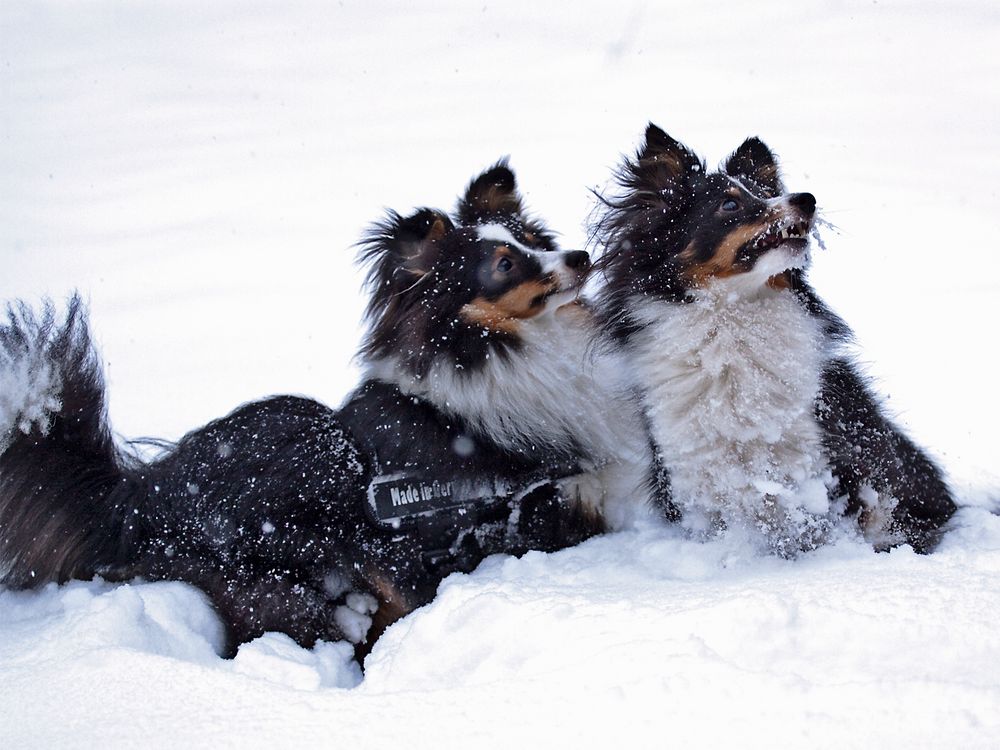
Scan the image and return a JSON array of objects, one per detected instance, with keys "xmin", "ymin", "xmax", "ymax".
[
  {"xmin": 2, "ymin": 1, "xmax": 1000, "ymax": 747},
  {"xmin": 3, "ymin": 516, "xmax": 1000, "ymax": 747},
  {"xmin": 0, "ymin": 306, "xmax": 63, "ymax": 452}
]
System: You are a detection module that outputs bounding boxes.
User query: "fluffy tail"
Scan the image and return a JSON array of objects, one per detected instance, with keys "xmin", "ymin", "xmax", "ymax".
[{"xmin": 0, "ymin": 296, "xmax": 138, "ymax": 587}]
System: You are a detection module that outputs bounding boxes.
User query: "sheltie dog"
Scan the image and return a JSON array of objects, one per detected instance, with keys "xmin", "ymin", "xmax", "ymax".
[
  {"xmin": 591, "ymin": 123, "xmax": 956, "ymax": 555},
  {"xmin": 0, "ymin": 163, "xmax": 657, "ymax": 658}
]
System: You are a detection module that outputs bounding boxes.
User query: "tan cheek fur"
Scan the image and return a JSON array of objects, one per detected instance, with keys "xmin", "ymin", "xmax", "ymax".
[
  {"xmin": 678, "ymin": 205, "xmax": 799, "ymax": 287},
  {"xmin": 459, "ymin": 279, "xmax": 556, "ymax": 333},
  {"xmin": 678, "ymin": 223, "xmax": 762, "ymax": 286},
  {"xmin": 767, "ymin": 272, "xmax": 791, "ymax": 290}
]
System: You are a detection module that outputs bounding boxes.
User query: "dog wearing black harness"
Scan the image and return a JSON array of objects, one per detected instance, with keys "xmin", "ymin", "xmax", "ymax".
[{"xmin": 0, "ymin": 163, "xmax": 658, "ymax": 659}]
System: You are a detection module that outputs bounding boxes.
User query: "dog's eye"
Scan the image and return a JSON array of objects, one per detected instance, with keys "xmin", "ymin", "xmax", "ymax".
[
  {"xmin": 720, "ymin": 198, "xmax": 740, "ymax": 212},
  {"xmin": 495, "ymin": 257, "xmax": 514, "ymax": 273}
]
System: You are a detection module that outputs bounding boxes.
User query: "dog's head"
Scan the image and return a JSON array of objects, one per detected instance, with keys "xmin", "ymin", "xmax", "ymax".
[
  {"xmin": 358, "ymin": 162, "xmax": 589, "ymax": 375},
  {"xmin": 594, "ymin": 123, "xmax": 817, "ymax": 303}
]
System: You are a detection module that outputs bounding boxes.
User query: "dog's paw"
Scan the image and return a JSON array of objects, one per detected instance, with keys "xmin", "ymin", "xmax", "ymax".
[
  {"xmin": 856, "ymin": 484, "xmax": 905, "ymax": 551},
  {"xmin": 557, "ymin": 472, "xmax": 606, "ymax": 515},
  {"xmin": 333, "ymin": 592, "xmax": 379, "ymax": 644}
]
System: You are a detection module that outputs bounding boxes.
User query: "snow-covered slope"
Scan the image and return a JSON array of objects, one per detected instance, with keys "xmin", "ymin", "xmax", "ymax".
[
  {"xmin": 3, "ymin": 515, "xmax": 999, "ymax": 748},
  {"xmin": 2, "ymin": 1, "xmax": 999, "ymax": 747}
]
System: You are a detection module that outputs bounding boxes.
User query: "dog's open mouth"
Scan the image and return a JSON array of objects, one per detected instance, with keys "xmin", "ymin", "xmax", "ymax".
[
  {"xmin": 752, "ymin": 219, "xmax": 810, "ymax": 252},
  {"xmin": 532, "ymin": 274, "xmax": 585, "ymax": 309}
]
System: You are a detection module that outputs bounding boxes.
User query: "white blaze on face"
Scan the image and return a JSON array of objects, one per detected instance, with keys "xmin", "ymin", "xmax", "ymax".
[
  {"xmin": 475, "ymin": 224, "xmax": 579, "ymax": 296},
  {"xmin": 475, "ymin": 222, "xmax": 526, "ymax": 247},
  {"xmin": 726, "ymin": 175, "xmax": 814, "ymax": 227}
]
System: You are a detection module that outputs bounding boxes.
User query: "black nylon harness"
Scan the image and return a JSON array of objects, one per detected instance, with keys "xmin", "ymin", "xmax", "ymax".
[
  {"xmin": 339, "ymin": 379, "xmax": 580, "ymax": 573},
  {"xmin": 366, "ymin": 472, "xmax": 515, "ymax": 527},
  {"xmin": 364, "ymin": 468, "xmax": 561, "ymax": 573}
]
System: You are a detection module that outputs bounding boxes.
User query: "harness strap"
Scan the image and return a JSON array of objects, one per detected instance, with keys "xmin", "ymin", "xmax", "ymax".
[{"xmin": 366, "ymin": 472, "xmax": 514, "ymax": 527}]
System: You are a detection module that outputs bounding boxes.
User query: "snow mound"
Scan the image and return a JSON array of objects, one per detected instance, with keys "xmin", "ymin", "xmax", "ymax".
[
  {"xmin": 366, "ymin": 511, "xmax": 1000, "ymax": 694},
  {"xmin": 1, "ymin": 508, "xmax": 999, "ymax": 747},
  {"xmin": 232, "ymin": 633, "xmax": 361, "ymax": 690},
  {"xmin": 0, "ymin": 579, "xmax": 225, "ymax": 665}
]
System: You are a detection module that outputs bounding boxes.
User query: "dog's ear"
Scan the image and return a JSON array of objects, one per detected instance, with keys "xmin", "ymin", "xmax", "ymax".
[
  {"xmin": 389, "ymin": 208, "xmax": 452, "ymax": 276},
  {"xmin": 357, "ymin": 207, "xmax": 453, "ymax": 319},
  {"xmin": 627, "ymin": 123, "xmax": 704, "ymax": 205},
  {"xmin": 725, "ymin": 137, "xmax": 784, "ymax": 197},
  {"xmin": 589, "ymin": 124, "xmax": 702, "ymax": 273},
  {"xmin": 456, "ymin": 160, "xmax": 524, "ymax": 224},
  {"xmin": 361, "ymin": 207, "xmax": 452, "ymax": 275},
  {"xmin": 356, "ymin": 207, "xmax": 453, "ymax": 364}
]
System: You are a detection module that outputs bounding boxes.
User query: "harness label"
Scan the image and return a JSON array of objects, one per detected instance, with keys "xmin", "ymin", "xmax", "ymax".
[
  {"xmin": 367, "ymin": 473, "xmax": 512, "ymax": 525},
  {"xmin": 388, "ymin": 479, "xmax": 453, "ymax": 508}
]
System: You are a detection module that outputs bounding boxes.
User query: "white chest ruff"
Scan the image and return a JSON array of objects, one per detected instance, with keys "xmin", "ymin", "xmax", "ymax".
[
  {"xmin": 631, "ymin": 286, "xmax": 833, "ymax": 548},
  {"xmin": 366, "ymin": 308, "xmax": 654, "ymax": 527}
]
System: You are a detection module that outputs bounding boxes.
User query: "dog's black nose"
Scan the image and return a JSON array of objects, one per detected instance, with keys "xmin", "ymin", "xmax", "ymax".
[
  {"xmin": 563, "ymin": 250, "xmax": 591, "ymax": 270},
  {"xmin": 788, "ymin": 193, "xmax": 816, "ymax": 215}
]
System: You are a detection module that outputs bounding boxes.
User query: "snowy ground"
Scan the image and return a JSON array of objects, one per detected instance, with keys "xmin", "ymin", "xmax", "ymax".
[{"xmin": 2, "ymin": 1, "xmax": 999, "ymax": 747}]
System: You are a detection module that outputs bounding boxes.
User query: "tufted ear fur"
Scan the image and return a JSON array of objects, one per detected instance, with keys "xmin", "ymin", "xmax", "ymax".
[
  {"xmin": 625, "ymin": 123, "xmax": 705, "ymax": 209},
  {"xmin": 456, "ymin": 160, "xmax": 524, "ymax": 224},
  {"xmin": 590, "ymin": 123, "xmax": 706, "ymax": 258},
  {"xmin": 725, "ymin": 136, "xmax": 784, "ymax": 198},
  {"xmin": 357, "ymin": 207, "xmax": 453, "ymax": 326}
]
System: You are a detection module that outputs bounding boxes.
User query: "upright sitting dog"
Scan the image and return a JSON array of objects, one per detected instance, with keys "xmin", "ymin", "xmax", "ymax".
[
  {"xmin": 0, "ymin": 163, "xmax": 655, "ymax": 657},
  {"xmin": 591, "ymin": 123, "xmax": 956, "ymax": 554}
]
